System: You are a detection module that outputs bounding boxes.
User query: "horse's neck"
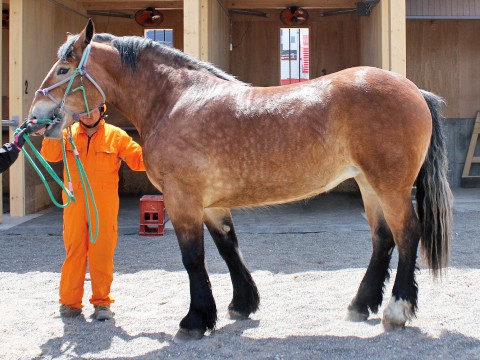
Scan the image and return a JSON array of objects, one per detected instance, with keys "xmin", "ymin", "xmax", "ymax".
[{"xmin": 104, "ymin": 59, "xmax": 213, "ymax": 134}]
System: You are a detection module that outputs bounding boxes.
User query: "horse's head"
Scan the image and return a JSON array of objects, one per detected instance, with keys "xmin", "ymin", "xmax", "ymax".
[{"xmin": 28, "ymin": 19, "xmax": 105, "ymax": 138}]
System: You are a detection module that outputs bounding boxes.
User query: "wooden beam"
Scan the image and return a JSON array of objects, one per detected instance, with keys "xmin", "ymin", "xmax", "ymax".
[
  {"xmin": 82, "ymin": 1, "xmax": 184, "ymax": 10},
  {"xmin": 224, "ymin": 0, "xmax": 357, "ymax": 9}
]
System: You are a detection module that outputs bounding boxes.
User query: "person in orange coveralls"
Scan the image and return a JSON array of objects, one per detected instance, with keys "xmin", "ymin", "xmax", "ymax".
[{"xmin": 41, "ymin": 104, "xmax": 145, "ymax": 320}]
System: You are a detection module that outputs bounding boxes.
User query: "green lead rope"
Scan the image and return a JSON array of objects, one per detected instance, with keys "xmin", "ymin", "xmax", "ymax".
[
  {"xmin": 15, "ymin": 121, "xmax": 99, "ymax": 244},
  {"xmin": 66, "ymin": 127, "xmax": 99, "ymax": 244}
]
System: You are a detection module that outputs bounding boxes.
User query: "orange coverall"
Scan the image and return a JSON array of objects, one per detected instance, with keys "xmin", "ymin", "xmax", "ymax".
[{"xmin": 41, "ymin": 120, "xmax": 145, "ymax": 309}]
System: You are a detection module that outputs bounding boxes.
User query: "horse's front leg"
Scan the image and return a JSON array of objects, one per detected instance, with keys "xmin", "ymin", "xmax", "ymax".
[
  {"xmin": 164, "ymin": 191, "xmax": 217, "ymax": 343},
  {"xmin": 204, "ymin": 208, "xmax": 260, "ymax": 319}
]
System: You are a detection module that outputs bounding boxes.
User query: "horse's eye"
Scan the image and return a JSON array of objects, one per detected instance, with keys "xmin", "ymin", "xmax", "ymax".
[{"xmin": 57, "ymin": 68, "xmax": 70, "ymax": 76}]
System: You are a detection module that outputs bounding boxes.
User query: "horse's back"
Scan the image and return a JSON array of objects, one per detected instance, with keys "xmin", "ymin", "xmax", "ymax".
[{"xmin": 150, "ymin": 66, "xmax": 433, "ymax": 208}]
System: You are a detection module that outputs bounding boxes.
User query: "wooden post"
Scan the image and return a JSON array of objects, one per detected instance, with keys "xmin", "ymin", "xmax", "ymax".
[
  {"xmin": 183, "ymin": 0, "xmax": 202, "ymax": 59},
  {"xmin": 388, "ymin": 0, "xmax": 406, "ymax": 76},
  {"xmin": 359, "ymin": 0, "xmax": 406, "ymax": 76},
  {"xmin": 380, "ymin": 0, "xmax": 390, "ymax": 70},
  {"xmin": 9, "ymin": 0, "xmax": 26, "ymax": 216},
  {"xmin": 184, "ymin": 0, "xmax": 229, "ymax": 67}
]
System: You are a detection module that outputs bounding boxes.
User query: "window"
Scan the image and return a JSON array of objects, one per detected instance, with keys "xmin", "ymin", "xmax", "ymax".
[
  {"xmin": 144, "ymin": 29, "xmax": 174, "ymax": 47},
  {"xmin": 280, "ymin": 28, "xmax": 309, "ymax": 85}
]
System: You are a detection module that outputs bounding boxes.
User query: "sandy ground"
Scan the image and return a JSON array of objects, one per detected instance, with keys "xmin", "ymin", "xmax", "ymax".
[{"xmin": 0, "ymin": 193, "xmax": 479, "ymax": 359}]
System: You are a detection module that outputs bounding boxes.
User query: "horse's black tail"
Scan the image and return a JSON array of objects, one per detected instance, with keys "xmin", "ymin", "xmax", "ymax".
[{"xmin": 416, "ymin": 90, "xmax": 453, "ymax": 278}]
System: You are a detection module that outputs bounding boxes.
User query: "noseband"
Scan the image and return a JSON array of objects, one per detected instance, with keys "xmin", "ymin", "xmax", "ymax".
[{"xmin": 35, "ymin": 44, "xmax": 106, "ymax": 120}]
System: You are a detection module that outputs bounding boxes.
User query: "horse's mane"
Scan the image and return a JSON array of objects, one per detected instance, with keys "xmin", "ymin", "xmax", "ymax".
[{"xmin": 58, "ymin": 33, "xmax": 248, "ymax": 86}]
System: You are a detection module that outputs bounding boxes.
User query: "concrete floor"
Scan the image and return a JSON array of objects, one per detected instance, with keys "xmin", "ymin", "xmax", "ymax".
[{"xmin": 2, "ymin": 188, "xmax": 479, "ymax": 236}]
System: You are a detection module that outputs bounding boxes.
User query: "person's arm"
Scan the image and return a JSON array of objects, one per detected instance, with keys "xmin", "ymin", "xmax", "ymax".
[
  {"xmin": 0, "ymin": 127, "xmax": 30, "ymax": 173},
  {"xmin": 0, "ymin": 143, "xmax": 20, "ymax": 173},
  {"xmin": 40, "ymin": 137, "xmax": 64, "ymax": 163},
  {"xmin": 117, "ymin": 131, "xmax": 146, "ymax": 171}
]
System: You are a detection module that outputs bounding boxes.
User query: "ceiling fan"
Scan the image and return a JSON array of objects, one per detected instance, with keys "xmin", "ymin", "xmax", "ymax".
[
  {"xmin": 86, "ymin": 7, "xmax": 164, "ymax": 27},
  {"xmin": 134, "ymin": 7, "xmax": 164, "ymax": 27},
  {"xmin": 280, "ymin": 6, "xmax": 309, "ymax": 26}
]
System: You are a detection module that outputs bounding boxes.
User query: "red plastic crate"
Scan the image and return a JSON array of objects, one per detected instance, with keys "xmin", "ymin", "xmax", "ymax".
[{"xmin": 139, "ymin": 195, "xmax": 165, "ymax": 236}]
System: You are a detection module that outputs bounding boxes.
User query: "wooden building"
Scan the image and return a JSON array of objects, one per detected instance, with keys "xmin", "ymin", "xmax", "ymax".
[{"xmin": 1, "ymin": 0, "xmax": 479, "ymax": 217}]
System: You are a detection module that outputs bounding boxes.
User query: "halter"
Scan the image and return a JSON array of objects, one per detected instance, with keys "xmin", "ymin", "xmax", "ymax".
[{"xmin": 35, "ymin": 44, "xmax": 106, "ymax": 120}]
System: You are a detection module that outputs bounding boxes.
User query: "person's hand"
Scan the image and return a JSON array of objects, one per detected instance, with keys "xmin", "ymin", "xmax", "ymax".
[{"xmin": 13, "ymin": 128, "xmax": 28, "ymax": 149}]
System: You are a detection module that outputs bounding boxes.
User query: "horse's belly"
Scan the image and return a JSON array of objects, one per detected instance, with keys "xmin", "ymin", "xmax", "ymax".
[{"xmin": 205, "ymin": 165, "xmax": 360, "ymax": 208}]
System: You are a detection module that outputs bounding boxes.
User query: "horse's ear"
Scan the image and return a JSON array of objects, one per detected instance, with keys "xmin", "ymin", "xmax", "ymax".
[
  {"xmin": 84, "ymin": 19, "xmax": 95, "ymax": 44},
  {"xmin": 77, "ymin": 19, "xmax": 95, "ymax": 46},
  {"xmin": 73, "ymin": 19, "xmax": 95, "ymax": 55}
]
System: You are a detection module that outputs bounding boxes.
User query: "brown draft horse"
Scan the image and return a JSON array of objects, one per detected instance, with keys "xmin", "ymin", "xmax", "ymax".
[{"xmin": 28, "ymin": 20, "xmax": 452, "ymax": 342}]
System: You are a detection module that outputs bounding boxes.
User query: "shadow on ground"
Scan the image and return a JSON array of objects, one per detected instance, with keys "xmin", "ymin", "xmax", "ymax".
[{"xmin": 35, "ymin": 317, "xmax": 480, "ymax": 360}]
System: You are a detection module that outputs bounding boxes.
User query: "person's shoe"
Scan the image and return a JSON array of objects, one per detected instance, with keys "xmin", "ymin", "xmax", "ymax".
[
  {"xmin": 59, "ymin": 304, "xmax": 82, "ymax": 318},
  {"xmin": 93, "ymin": 305, "xmax": 114, "ymax": 320}
]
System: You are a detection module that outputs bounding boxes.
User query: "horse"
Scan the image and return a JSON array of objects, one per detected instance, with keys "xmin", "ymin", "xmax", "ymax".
[{"xmin": 28, "ymin": 20, "xmax": 452, "ymax": 342}]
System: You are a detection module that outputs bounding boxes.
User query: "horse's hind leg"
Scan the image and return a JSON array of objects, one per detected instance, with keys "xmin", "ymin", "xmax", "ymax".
[
  {"xmin": 204, "ymin": 208, "xmax": 260, "ymax": 319},
  {"xmin": 164, "ymin": 191, "xmax": 217, "ymax": 343},
  {"xmin": 346, "ymin": 176, "xmax": 395, "ymax": 321},
  {"xmin": 380, "ymin": 191, "xmax": 421, "ymax": 330}
]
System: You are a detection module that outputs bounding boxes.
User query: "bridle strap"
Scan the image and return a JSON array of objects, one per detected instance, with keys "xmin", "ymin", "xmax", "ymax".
[{"xmin": 35, "ymin": 44, "xmax": 106, "ymax": 120}]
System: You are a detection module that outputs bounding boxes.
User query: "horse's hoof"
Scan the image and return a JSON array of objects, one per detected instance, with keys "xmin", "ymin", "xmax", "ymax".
[
  {"xmin": 382, "ymin": 319, "xmax": 405, "ymax": 331},
  {"xmin": 345, "ymin": 309, "xmax": 368, "ymax": 322},
  {"xmin": 228, "ymin": 309, "xmax": 250, "ymax": 320},
  {"xmin": 382, "ymin": 297, "xmax": 412, "ymax": 331},
  {"xmin": 173, "ymin": 328, "xmax": 205, "ymax": 343}
]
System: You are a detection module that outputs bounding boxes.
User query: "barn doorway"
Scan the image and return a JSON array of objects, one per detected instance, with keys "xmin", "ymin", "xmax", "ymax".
[{"xmin": 280, "ymin": 28, "xmax": 309, "ymax": 85}]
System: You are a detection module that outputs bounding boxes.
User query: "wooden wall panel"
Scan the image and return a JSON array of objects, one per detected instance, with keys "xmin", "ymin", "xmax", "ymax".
[
  {"xmin": 9, "ymin": 0, "xmax": 87, "ymax": 215},
  {"xmin": 0, "ymin": 17, "xmax": 3, "ymax": 221},
  {"xmin": 407, "ymin": 20, "xmax": 480, "ymax": 118},
  {"xmin": 407, "ymin": 0, "xmax": 480, "ymax": 17},
  {"xmin": 458, "ymin": 20, "xmax": 480, "ymax": 118},
  {"xmin": 310, "ymin": 14, "xmax": 360, "ymax": 78},
  {"xmin": 92, "ymin": 10, "xmax": 184, "ymax": 50},
  {"xmin": 229, "ymin": 10, "xmax": 360, "ymax": 86},
  {"xmin": 230, "ymin": 18, "xmax": 279, "ymax": 86}
]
